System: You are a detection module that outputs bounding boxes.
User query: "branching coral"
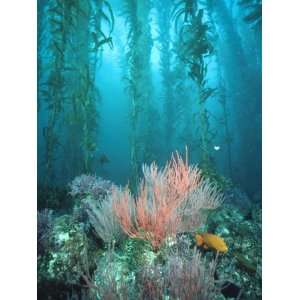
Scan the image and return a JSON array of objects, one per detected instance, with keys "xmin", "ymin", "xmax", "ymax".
[
  {"xmin": 113, "ymin": 152, "xmax": 222, "ymax": 250},
  {"xmin": 178, "ymin": 178, "xmax": 224, "ymax": 231},
  {"xmin": 113, "ymin": 152, "xmax": 200, "ymax": 249},
  {"xmin": 137, "ymin": 248, "xmax": 219, "ymax": 300},
  {"xmin": 69, "ymin": 174, "xmax": 123, "ymax": 245},
  {"xmin": 84, "ymin": 194, "xmax": 125, "ymax": 246},
  {"xmin": 69, "ymin": 174, "xmax": 114, "ymax": 200},
  {"xmin": 165, "ymin": 249, "xmax": 219, "ymax": 300}
]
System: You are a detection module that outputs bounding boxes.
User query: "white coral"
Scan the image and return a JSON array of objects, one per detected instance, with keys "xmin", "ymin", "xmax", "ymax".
[
  {"xmin": 85, "ymin": 194, "xmax": 125, "ymax": 245},
  {"xmin": 178, "ymin": 178, "xmax": 224, "ymax": 232}
]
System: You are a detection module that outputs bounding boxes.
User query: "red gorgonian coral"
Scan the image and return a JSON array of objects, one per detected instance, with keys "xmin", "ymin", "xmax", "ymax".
[{"xmin": 113, "ymin": 152, "xmax": 201, "ymax": 250}]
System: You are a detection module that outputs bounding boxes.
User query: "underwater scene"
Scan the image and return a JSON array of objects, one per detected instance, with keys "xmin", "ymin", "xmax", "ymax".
[{"xmin": 37, "ymin": 0, "xmax": 262, "ymax": 299}]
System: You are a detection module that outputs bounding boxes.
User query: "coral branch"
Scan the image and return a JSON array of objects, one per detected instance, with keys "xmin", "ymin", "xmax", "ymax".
[{"xmin": 113, "ymin": 152, "xmax": 202, "ymax": 249}]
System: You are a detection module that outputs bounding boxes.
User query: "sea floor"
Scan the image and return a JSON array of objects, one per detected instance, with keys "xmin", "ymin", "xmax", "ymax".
[{"xmin": 37, "ymin": 183, "xmax": 261, "ymax": 300}]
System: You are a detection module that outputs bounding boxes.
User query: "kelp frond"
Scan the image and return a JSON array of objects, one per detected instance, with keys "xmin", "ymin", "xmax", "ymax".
[{"xmin": 238, "ymin": 0, "xmax": 262, "ymax": 29}]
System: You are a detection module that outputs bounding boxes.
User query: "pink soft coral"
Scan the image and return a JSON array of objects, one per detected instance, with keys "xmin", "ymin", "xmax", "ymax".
[{"xmin": 113, "ymin": 152, "xmax": 201, "ymax": 250}]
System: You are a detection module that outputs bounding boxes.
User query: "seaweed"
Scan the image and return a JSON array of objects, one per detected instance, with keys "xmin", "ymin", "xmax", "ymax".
[
  {"xmin": 121, "ymin": 0, "xmax": 158, "ymax": 190},
  {"xmin": 156, "ymin": 0, "xmax": 176, "ymax": 154},
  {"xmin": 171, "ymin": 0, "xmax": 199, "ymax": 32},
  {"xmin": 38, "ymin": 0, "xmax": 114, "ymax": 184},
  {"xmin": 172, "ymin": 1, "xmax": 216, "ymax": 172},
  {"xmin": 238, "ymin": 0, "xmax": 262, "ymax": 29},
  {"xmin": 217, "ymin": 83, "xmax": 233, "ymax": 177}
]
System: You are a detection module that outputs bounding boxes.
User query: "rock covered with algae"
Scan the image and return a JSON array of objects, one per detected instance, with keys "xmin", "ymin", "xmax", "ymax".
[{"xmin": 206, "ymin": 204, "xmax": 262, "ymax": 299}]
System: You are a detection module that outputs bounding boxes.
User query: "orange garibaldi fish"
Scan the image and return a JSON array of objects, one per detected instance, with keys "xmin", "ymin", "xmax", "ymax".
[{"xmin": 195, "ymin": 233, "xmax": 228, "ymax": 253}]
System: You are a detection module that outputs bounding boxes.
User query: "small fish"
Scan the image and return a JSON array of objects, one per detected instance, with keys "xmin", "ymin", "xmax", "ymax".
[
  {"xmin": 99, "ymin": 153, "xmax": 110, "ymax": 165},
  {"xmin": 214, "ymin": 145, "xmax": 221, "ymax": 151},
  {"xmin": 195, "ymin": 233, "xmax": 228, "ymax": 253}
]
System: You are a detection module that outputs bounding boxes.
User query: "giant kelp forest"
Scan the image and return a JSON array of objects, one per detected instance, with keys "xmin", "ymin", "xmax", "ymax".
[{"xmin": 38, "ymin": 0, "xmax": 262, "ymax": 299}]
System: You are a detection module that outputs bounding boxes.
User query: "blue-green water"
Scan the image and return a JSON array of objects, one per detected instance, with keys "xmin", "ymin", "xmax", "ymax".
[{"xmin": 38, "ymin": 0, "xmax": 261, "ymax": 299}]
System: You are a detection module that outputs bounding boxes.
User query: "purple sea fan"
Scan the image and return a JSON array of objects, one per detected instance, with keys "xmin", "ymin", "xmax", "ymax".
[{"xmin": 69, "ymin": 174, "xmax": 115, "ymax": 200}]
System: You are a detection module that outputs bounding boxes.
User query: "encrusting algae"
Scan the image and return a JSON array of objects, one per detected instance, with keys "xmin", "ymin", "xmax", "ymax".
[{"xmin": 195, "ymin": 233, "xmax": 228, "ymax": 253}]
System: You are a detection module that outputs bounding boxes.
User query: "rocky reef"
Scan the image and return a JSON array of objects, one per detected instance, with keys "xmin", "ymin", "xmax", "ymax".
[{"xmin": 38, "ymin": 165, "xmax": 261, "ymax": 299}]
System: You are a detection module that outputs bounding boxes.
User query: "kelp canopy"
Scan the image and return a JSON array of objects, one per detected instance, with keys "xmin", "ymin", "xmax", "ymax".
[
  {"xmin": 38, "ymin": 0, "xmax": 114, "ymax": 185},
  {"xmin": 38, "ymin": 0, "xmax": 261, "ymax": 197}
]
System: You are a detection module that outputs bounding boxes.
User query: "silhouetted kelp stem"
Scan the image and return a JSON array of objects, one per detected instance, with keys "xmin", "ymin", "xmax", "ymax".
[
  {"xmin": 122, "ymin": 0, "xmax": 156, "ymax": 190},
  {"xmin": 137, "ymin": 1, "xmax": 158, "ymax": 165},
  {"xmin": 156, "ymin": 0, "xmax": 175, "ymax": 155},
  {"xmin": 122, "ymin": 0, "xmax": 141, "ymax": 190},
  {"xmin": 62, "ymin": 0, "xmax": 114, "ymax": 177},
  {"xmin": 41, "ymin": 0, "xmax": 67, "ymax": 184},
  {"xmin": 171, "ymin": 47, "xmax": 193, "ymax": 152},
  {"xmin": 198, "ymin": 89, "xmax": 215, "ymax": 171},
  {"xmin": 207, "ymin": 0, "xmax": 262, "ymax": 194},
  {"xmin": 218, "ymin": 82, "xmax": 233, "ymax": 177},
  {"xmin": 37, "ymin": 0, "xmax": 48, "ymax": 113},
  {"xmin": 206, "ymin": 0, "xmax": 233, "ymax": 177},
  {"xmin": 39, "ymin": 0, "xmax": 114, "ymax": 184}
]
